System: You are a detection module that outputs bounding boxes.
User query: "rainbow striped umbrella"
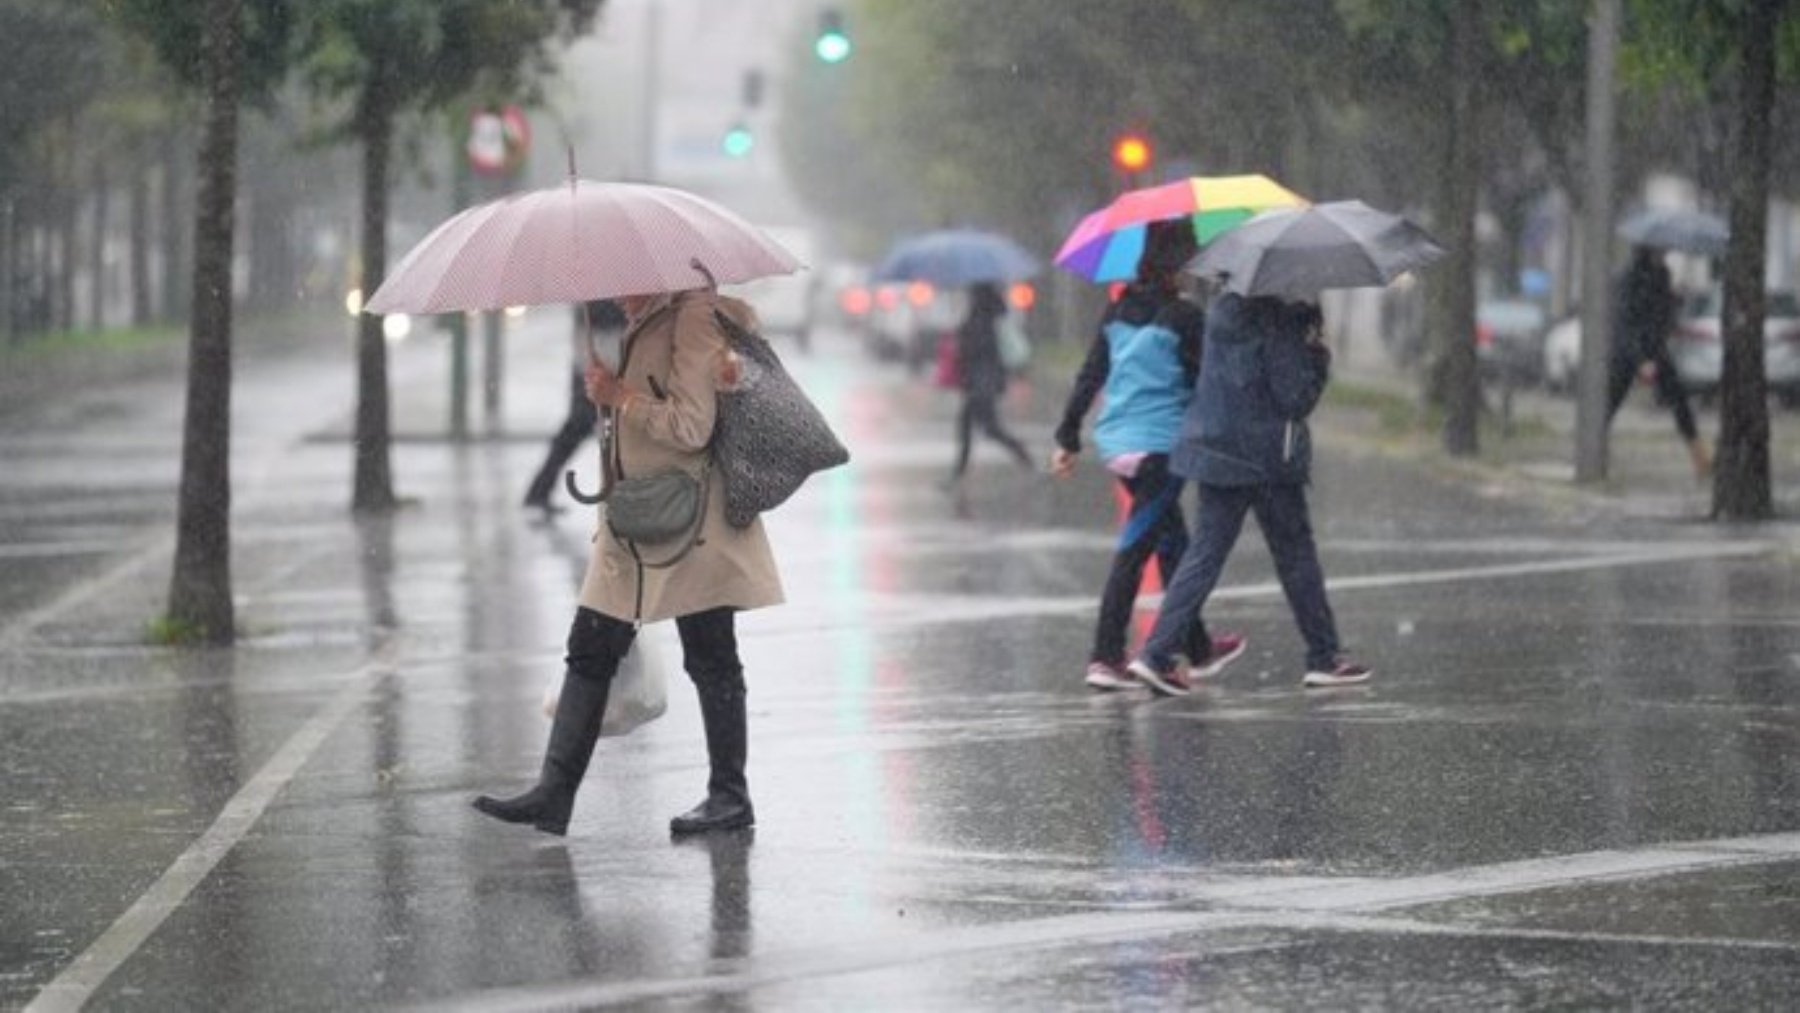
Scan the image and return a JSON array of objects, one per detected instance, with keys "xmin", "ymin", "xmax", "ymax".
[{"xmin": 1054, "ymin": 174, "xmax": 1307, "ymax": 283}]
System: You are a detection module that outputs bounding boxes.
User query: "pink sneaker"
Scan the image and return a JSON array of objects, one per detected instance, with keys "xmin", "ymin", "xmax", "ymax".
[
  {"xmin": 1084, "ymin": 661, "xmax": 1135, "ymax": 691},
  {"xmin": 1303, "ymin": 658, "xmax": 1373, "ymax": 688},
  {"xmin": 1190, "ymin": 633, "xmax": 1247, "ymax": 679},
  {"xmin": 1127, "ymin": 657, "xmax": 1196, "ymax": 697}
]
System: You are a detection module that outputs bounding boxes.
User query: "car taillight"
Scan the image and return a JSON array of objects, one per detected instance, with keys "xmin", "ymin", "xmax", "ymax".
[
  {"xmin": 875, "ymin": 287, "xmax": 900, "ymax": 311},
  {"xmin": 839, "ymin": 286, "xmax": 872, "ymax": 316},
  {"xmin": 1475, "ymin": 323, "xmax": 1493, "ymax": 348},
  {"xmin": 906, "ymin": 281, "xmax": 934, "ymax": 307}
]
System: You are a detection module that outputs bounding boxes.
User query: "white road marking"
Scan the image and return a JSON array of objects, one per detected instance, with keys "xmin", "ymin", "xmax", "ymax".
[
  {"xmin": 22, "ymin": 660, "xmax": 384, "ymax": 1013},
  {"xmin": 0, "ymin": 541, "xmax": 121, "ymax": 560}
]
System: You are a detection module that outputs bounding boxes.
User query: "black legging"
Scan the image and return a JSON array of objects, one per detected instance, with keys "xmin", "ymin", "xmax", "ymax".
[
  {"xmin": 1091, "ymin": 455, "xmax": 1212, "ymax": 665},
  {"xmin": 1606, "ymin": 345, "xmax": 1698, "ymax": 443},
  {"xmin": 951, "ymin": 392, "xmax": 1030, "ymax": 478},
  {"xmin": 567, "ymin": 605, "xmax": 743, "ymax": 696}
]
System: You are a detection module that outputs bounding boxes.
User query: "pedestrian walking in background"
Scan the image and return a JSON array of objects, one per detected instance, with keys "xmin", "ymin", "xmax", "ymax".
[
  {"xmin": 946, "ymin": 281, "xmax": 1033, "ymax": 485},
  {"xmin": 1127, "ymin": 292, "xmax": 1370, "ymax": 694},
  {"xmin": 1607, "ymin": 244, "xmax": 1712, "ymax": 479},
  {"xmin": 523, "ymin": 299, "xmax": 627, "ymax": 513},
  {"xmin": 1050, "ymin": 221, "xmax": 1245, "ymax": 691},
  {"xmin": 475, "ymin": 287, "xmax": 784, "ymax": 837}
]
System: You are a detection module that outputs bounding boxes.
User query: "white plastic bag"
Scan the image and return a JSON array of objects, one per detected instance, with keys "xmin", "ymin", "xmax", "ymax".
[
  {"xmin": 541, "ymin": 641, "xmax": 667, "ymax": 737},
  {"xmin": 997, "ymin": 313, "xmax": 1031, "ymax": 373}
]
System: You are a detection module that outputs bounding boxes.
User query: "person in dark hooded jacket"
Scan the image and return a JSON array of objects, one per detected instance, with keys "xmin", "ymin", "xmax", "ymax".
[
  {"xmin": 1052, "ymin": 220, "xmax": 1244, "ymax": 690},
  {"xmin": 1607, "ymin": 245, "xmax": 1710, "ymax": 478},
  {"xmin": 947, "ymin": 282, "xmax": 1033, "ymax": 483},
  {"xmin": 1126, "ymin": 291, "xmax": 1371, "ymax": 694}
]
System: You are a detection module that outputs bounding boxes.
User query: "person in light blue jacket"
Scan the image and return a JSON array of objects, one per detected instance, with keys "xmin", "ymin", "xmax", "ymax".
[
  {"xmin": 1052, "ymin": 221, "xmax": 1244, "ymax": 690},
  {"xmin": 1127, "ymin": 291, "xmax": 1371, "ymax": 694}
]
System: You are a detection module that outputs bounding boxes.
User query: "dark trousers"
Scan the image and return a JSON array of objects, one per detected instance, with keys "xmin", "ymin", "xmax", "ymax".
[
  {"xmin": 525, "ymin": 370, "xmax": 600, "ymax": 506},
  {"xmin": 569, "ymin": 605, "xmax": 744, "ymax": 697},
  {"xmin": 1606, "ymin": 346, "xmax": 1698, "ymax": 442},
  {"xmin": 1092, "ymin": 455, "xmax": 1212, "ymax": 665},
  {"xmin": 1141, "ymin": 481, "xmax": 1341, "ymax": 672},
  {"xmin": 952, "ymin": 391, "xmax": 1030, "ymax": 477}
]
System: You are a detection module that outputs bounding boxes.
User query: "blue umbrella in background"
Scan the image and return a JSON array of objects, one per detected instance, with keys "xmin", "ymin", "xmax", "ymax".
[{"xmin": 872, "ymin": 228, "xmax": 1040, "ymax": 287}]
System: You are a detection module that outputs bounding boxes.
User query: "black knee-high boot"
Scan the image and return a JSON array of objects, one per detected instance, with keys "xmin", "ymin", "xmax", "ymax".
[
  {"xmin": 670, "ymin": 684, "xmax": 754, "ymax": 835},
  {"xmin": 474, "ymin": 607, "xmax": 629, "ymax": 836},
  {"xmin": 473, "ymin": 671, "xmax": 610, "ymax": 835}
]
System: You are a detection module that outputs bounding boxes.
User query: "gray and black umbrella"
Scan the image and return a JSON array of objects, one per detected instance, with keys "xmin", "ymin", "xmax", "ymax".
[
  {"xmin": 1617, "ymin": 207, "xmax": 1729, "ymax": 257},
  {"xmin": 1188, "ymin": 200, "xmax": 1446, "ymax": 299}
]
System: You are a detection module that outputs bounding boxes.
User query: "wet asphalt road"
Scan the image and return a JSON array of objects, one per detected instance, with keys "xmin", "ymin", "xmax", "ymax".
[{"xmin": 4, "ymin": 310, "xmax": 1800, "ymax": 1010}]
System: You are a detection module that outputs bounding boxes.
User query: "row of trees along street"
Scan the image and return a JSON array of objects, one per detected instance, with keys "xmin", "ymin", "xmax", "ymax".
[
  {"xmin": 781, "ymin": 0, "xmax": 1799, "ymax": 518},
  {"xmin": 1, "ymin": 0, "xmax": 605, "ymax": 644}
]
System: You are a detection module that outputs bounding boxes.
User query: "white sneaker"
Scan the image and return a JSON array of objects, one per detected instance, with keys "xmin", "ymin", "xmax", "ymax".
[
  {"xmin": 1127, "ymin": 658, "xmax": 1195, "ymax": 697},
  {"xmin": 1189, "ymin": 633, "xmax": 1248, "ymax": 679},
  {"xmin": 1303, "ymin": 659, "xmax": 1373, "ymax": 688},
  {"xmin": 1084, "ymin": 661, "xmax": 1134, "ymax": 690}
]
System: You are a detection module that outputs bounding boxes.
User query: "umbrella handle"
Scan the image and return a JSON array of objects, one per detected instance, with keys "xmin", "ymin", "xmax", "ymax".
[
  {"xmin": 564, "ymin": 468, "xmax": 604, "ymax": 505},
  {"xmin": 690, "ymin": 258, "xmax": 717, "ymax": 290}
]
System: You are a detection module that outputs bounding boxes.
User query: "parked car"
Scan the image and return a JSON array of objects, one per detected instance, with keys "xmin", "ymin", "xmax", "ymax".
[
  {"xmin": 853, "ymin": 280, "xmax": 965, "ymax": 371},
  {"xmin": 1670, "ymin": 289, "xmax": 1800, "ymax": 405},
  {"xmin": 1540, "ymin": 312, "xmax": 1582, "ymax": 392},
  {"xmin": 1475, "ymin": 299, "xmax": 1549, "ymax": 386},
  {"xmin": 726, "ymin": 226, "xmax": 819, "ymax": 348}
]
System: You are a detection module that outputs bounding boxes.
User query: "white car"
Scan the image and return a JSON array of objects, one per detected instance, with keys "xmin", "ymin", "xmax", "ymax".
[
  {"xmin": 726, "ymin": 226, "xmax": 819, "ymax": 344},
  {"xmin": 1540, "ymin": 313, "xmax": 1582, "ymax": 392},
  {"xmin": 1671, "ymin": 289, "xmax": 1800, "ymax": 404}
]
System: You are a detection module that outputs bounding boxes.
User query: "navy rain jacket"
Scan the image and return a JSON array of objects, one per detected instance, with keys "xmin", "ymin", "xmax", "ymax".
[{"xmin": 1171, "ymin": 293, "xmax": 1330, "ymax": 487}]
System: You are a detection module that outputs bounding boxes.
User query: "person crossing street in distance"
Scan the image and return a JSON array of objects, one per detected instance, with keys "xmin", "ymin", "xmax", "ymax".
[
  {"xmin": 1127, "ymin": 292, "xmax": 1370, "ymax": 694},
  {"xmin": 945, "ymin": 281, "xmax": 1034, "ymax": 485},
  {"xmin": 1607, "ymin": 244, "xmax": 1712, "ymax": 480},
  {"xmin": 1050, "ymin": 220, "xmax": 1245, "ymax": 691},
  {"xmin": 523, "ymin": 299, "xmax": 627, "ymax": 513}
]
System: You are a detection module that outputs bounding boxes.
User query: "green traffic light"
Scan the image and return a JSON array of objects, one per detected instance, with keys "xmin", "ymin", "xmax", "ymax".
[
  {"xmin": 814, "ymin": 31, "xmax": 851, "ymax": 63},
  {"xmin": 722, "ymin": 126, "xmax": 754, "ymax": 158},
  {"xmin": 814, "ymin": 9, "xmax": 851, "ymax": 63}
]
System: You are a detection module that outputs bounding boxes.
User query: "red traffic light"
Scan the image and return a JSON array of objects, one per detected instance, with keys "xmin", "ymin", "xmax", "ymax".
[{"xmin": 1112, "ymin": 133, "xmax": 1152, "ymax": 174}]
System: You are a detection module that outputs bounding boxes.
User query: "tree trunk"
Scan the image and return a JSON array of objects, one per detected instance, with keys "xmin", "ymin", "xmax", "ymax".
[
  {"xmin": 90, "ymin": 158, "xmax": 108, "ymax": 331},
  {"xmin": 1711, "ymin": 0, "xmax": 1777, "ymax": 520},
  {"xmin": 352, "ymin": 100, "xmax": 397, "ymax": 513},
  {"xmin": 130, "ymin": 155, "xmax": 152, "ymax": 327},
  {"xmin": 166, "ymin": 0, "xmax": 245, "ymax": 644},
  {"xmin": 1436, "ymin": 1, "xmax": 1481, "ymax": 456}
]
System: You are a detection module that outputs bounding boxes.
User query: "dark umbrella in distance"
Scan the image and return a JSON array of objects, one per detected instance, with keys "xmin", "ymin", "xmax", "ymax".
[
  {"xmin": 872, "ymin": 228, "xmax": 1040, "ymax": 287},
  {"xmin": 1188, "ymin": 200, "xmax": 1446, "ymax": 299},
  {"xmin": 1617, "ymin": 207, "xmax": 1730, "ymax": 257}
]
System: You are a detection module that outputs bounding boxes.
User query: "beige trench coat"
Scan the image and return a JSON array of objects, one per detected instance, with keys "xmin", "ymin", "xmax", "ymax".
[{"xmin": 578, "ymin": 289, "xmax": 785, "ymax": 623}]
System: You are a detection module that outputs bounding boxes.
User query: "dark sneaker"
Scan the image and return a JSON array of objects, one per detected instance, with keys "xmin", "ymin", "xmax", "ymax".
[
  {"xmin": 1303, "ymin": 659, "xmax": 1373, "ymax": 688},
  {"xmin": 1085, "ymin": 660, "xmax": 1134, "ymax": 690},
  {"xmin": 1127, "ymin": 657, "xmax": 1195, "ymax": 697},
  {"xmin": 1190, "ymin": 633, "xmax": 1248, "ymax": 679}
]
